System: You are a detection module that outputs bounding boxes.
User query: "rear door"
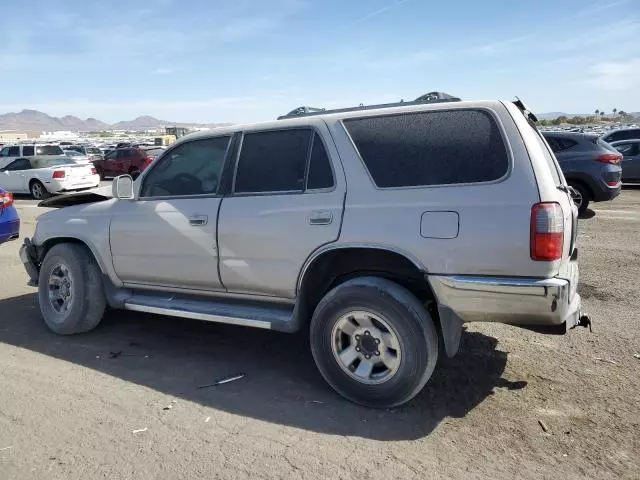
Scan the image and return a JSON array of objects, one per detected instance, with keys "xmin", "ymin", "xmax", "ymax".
[{"xmin": 217, "ymin": 125, "xmax": 345, "ymax": 298}]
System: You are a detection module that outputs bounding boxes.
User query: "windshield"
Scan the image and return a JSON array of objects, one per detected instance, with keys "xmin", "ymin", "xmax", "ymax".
[
  {"xmin": 36, "ymin": 145, "xmax": 64, "ymax": 156},
  {"xmin": 64, "ymin": 150, "xmax": 82, "ymax": 156},
  {"xmin": 86, "ymin": 147, "xmax": 101, "ymax": 154}
]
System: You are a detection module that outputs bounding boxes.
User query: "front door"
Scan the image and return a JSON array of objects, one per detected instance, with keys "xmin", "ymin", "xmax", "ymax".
[
  {"xmin": 217, "ymin": 126, "xmax": 345, "ymax": 298},
  {"xmin": 110, "ymin": 136, "xmax": 232, "ymax": 291},
  {"xmin": 101, "ymin": 151, "xmax": 117, "ymax": 177},
  {"xmin": 0, "ymin": 158, "xmax": 32, "ymax": 193},
  {"xmin": 617, "ymin": 141, "xmax": 640, "ymax": 181}
]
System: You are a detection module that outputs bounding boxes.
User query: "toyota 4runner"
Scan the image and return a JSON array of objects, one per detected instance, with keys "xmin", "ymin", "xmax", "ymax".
[{"xmin": 20, "ymin": 98, "xmax": 588, "ymax": 408}]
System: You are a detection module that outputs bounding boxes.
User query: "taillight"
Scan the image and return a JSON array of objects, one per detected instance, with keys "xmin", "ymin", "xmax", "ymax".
[
  {"xmin": 52, "ymin": 170, "xmax": 66, "ymax": 179},
  {"xmin": 0, "ymin": 191, "xmax": 14, "ymax": 208},
  {"xmin": 607, "ymin": 180, "xmax": 620, "ymax": 187},
  {"xmin": 143, "ymin": 156, "xmax": 153, "ymax": 166},
  {"xmin": 531, "ymin": 202, "xmax": 564, "ymax": 261},
  {"xmin": 91, "ymin": 167, "xmax": 97, "ymax": 175},
  {"xmin": 597, "ymin": 153, "xmax": 622, "ymax": 164}
]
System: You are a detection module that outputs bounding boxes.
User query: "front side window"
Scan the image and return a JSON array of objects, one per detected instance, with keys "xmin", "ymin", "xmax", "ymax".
[
  {"xmin": 344, "ymin": 109, "xmax": 509, "ymax": 188},
  {"xmin": 22, "ymin": 146, "xmax": 35, "ymax": 156},
  {"xmin": 615, "ymin": 142, "xmax": 639, "ymax": 156},
  {"xmin": 235, "ymin": 129, "xmax": 311, "ymax": 194},
  {"xmin": 5, "ymin": 158, "xmax": 32, "ymax": 171},
  {"xmin": 105, "ymin": 151, "xmax": 116, "ymax": 160},
  {"xmin": 8, "ymin": 146, "xmax": 20, "ymax": 157},
  {"xmin": 141, "ymin": 136, "xmax": 231, "ymax": 197}
]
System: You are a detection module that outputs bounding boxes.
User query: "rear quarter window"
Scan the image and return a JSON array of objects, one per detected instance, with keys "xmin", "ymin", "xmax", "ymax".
[{"xmin": 343, "ymin": 109, "xmax": 509, "ymax": 188}]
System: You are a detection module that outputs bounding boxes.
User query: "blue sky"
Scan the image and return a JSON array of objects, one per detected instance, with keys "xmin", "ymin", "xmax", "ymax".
[{"xmin": 0, "ymin": 0, "xmax": 638, "ymax": 123}]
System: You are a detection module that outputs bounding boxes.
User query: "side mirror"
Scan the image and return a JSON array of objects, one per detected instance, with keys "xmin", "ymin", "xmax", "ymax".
[{"xmin": 112, "ymin": 175, "xmax": 134, "ymax": 200}]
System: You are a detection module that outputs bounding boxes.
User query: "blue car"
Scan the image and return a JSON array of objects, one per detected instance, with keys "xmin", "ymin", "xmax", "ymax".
[{"xmin": 0, "ymin": 187, "xmax": 20, "ymax": 244}]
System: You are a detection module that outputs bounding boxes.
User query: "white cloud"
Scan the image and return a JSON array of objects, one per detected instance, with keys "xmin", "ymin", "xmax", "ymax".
[
  {"xmin": 364, "ymin": 51, "xmax": 434, "ymax": 69},
  {"xmin": 575, "ymin": 0, "xmax": 631, "ymax": 16},
  {"xmin": 464, "ymin": 34, "xmax": 536, "ymax": 56},
  {"xmin": 152, "ymin": 67, "xmax": 175, "ymax": 75},
  {"xmin": 587, "ymin": 58, "xmax": 640, "ymax": 91},
  {"xmin": 351, "ymin": 0, "xmax": 412, "ymax": 24}
]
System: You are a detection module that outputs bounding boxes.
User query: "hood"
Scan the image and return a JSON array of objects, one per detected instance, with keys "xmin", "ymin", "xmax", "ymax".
[{"xmin": 39, "ymin": 184, "xmax": 113, "ymax": 208}]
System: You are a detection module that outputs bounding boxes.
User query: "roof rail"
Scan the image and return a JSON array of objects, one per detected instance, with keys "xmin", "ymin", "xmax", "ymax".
[{"xmin": 277, "ymin": 91, "xmax": 461, "ymax": 120}]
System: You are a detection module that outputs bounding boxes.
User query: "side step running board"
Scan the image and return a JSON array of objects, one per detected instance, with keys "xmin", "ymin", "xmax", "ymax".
[{"xmin": 123, "ymin": 292, "xmax": 299, "ymax": 332}]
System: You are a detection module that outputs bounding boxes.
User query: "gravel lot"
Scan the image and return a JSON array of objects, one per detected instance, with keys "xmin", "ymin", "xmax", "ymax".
[{"xmin": 0, "ymin": 187, "xmax": 639, "ymax": 479}]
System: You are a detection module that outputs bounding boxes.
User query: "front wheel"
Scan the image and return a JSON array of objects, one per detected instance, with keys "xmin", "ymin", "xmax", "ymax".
[
  {"xmin": 310, "ymin": 277, "xmax": 438, "ymax": 408},
  {"xmin": 38, "ymin": 243, "xmax": 106, "ymax": 335}
]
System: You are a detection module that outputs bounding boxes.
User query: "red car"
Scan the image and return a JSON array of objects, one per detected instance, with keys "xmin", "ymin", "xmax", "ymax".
[{"xmin": 93, "ymin": 147, "xmax": 155, "ymax": 180}]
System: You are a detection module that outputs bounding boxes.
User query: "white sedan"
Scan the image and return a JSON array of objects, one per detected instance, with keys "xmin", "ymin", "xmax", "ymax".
[{"xmin": 0, "ymin": 157, "xmax": 100, "ymax": 199}]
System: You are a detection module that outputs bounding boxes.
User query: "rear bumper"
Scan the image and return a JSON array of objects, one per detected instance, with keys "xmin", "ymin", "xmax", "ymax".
[
  {"xmin": 48, "ymin": 175, "xmax": 100, "ymax": 193},
  {"xmin": 429, "ymin": 272, "xmax": 582, "ymax": 333}
]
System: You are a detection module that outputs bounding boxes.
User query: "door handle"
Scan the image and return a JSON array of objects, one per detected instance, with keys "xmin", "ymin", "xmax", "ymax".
[
  {"xmin": 308, "ymin": 211, "xmax": 333, "ymax": 225},
  {"xmin": 188, "ymin": 215, "xmax": 208, "ymax": 226}
]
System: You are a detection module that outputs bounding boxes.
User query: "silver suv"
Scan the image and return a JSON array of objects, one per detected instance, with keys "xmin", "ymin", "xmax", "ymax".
[{"xmin": 20, "ymin": 99, "xmax": 587, "ymax": 408}]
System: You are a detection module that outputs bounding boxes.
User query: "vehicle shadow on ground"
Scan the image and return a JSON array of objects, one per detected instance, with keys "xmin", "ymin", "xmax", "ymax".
[
  {"xmin": 579, "ymin": 209, "xmax": 596, "ymax": 219},
  {"xmin": 0, "ymin": 293, "xmax": 525, "ymax": 441}
]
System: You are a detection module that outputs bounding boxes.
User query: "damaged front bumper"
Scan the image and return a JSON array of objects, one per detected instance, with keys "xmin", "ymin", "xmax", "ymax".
[{"xmin": 20, "ymin": 238, "xmax": 39, "ymax": 286}]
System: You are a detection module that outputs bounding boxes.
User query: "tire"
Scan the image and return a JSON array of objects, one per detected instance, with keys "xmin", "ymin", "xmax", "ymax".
[
  {"xmin": 568, "ymin": 181, "xmax": 590, "ymax": 216},
  {"xmin": 129, "ymin": 168, "xmax": 141, "ymax": 180},
  {"xmin": 310, "ymin": 276, "xmax": 438, "ymax": 408},
  {"xmin": 30, "ymin": 180, "xmax": 50, "ymax": 200},
  {"xmin": 38, "ymin": 243, "xmax": 106, "ymax": 335},
  {"xmin": 96, "ymin": 167, "xmax": 105, "ymax": 180}
]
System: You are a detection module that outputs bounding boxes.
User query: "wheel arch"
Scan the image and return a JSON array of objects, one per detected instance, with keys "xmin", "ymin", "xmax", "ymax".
[
  {"xmin": 296, "ymin": 245, "xmax": 456, "ymax": 340},
  {"xmin": 39, "ymin": 236, "xmax": 108, "ymax": 276}
]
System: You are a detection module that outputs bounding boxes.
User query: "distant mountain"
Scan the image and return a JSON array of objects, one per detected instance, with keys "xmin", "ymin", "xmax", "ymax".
[
  {"xmin": 0, "ymin": 109, "xmax": 228, "ymax": 132},
  {"xmin": 110, "ymin": 115, "xmax": 175, "ymax": 131}
]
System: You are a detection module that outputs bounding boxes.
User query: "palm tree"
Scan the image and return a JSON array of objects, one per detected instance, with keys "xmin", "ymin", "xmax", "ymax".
[
  {"xmin": 613, "ymin": 108, "xmax": 617, "ymax": 117},
  {"xmin": 595, "ymin": 109, "xmax": 599, "ymax": 116}
]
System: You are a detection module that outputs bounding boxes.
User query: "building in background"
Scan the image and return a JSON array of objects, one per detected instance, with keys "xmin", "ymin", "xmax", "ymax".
[
  {"xmin": 0, "ymin": 131, "xmax": 30, "ymax": 142},
  {"xmin": 40, "ymin": 131, "xmax": 79, "ymax": 141}
]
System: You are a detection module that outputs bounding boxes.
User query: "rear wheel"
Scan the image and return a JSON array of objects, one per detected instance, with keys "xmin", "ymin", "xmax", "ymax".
[
  {"xmin": 30, "ymin": 180, "xmax": 49, "ymax": 200},
  {"xmin": 38, "ymin": 243, "xmax": 106, "ymax": 335},
  {"xmin": 310, "ymin": 277, "xmax": 438, "ymax": 408},
  {"xmin": 568, "ymin": 181, "xmax": 590, "ymax": 215}
]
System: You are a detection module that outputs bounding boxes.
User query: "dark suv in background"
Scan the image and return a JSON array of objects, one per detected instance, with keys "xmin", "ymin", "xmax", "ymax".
[
  {"xmin": 93, "ymin": 147, "xmax": 154, "ymax": 180},
  {"xmin": 600, "ymin": 128, "xmax": 640, "ymax": 144},
  {"xmin": 543, "ymin": 131, "xmax": 622, "ymax": 214}
]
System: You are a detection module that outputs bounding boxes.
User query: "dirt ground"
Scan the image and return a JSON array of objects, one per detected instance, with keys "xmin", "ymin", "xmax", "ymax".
[{"xmin": 0, "ymin": 187, "xmax": 639, "ymax": 480}]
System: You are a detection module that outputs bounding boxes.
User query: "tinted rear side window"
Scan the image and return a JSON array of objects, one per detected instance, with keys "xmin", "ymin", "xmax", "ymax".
[
  {"xmin": 344, "ymin": 110, "xmax": 509, "ymax": 188},
  {"xmin": 235, "ymin": 129, "xmax": 311, "ymax": 193},
  {"xmin": 22, "ymin": 146, "xmax": 35, "ymax": 156},
  {"xmin": 306, "ymin": 134, "xmax": 334, "ymax": 190}
]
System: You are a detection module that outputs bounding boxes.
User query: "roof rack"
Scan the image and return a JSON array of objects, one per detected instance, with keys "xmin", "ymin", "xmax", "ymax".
[{"xmin": 277, "ymin": 91, "xmax": 461, "ymax": 120}]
